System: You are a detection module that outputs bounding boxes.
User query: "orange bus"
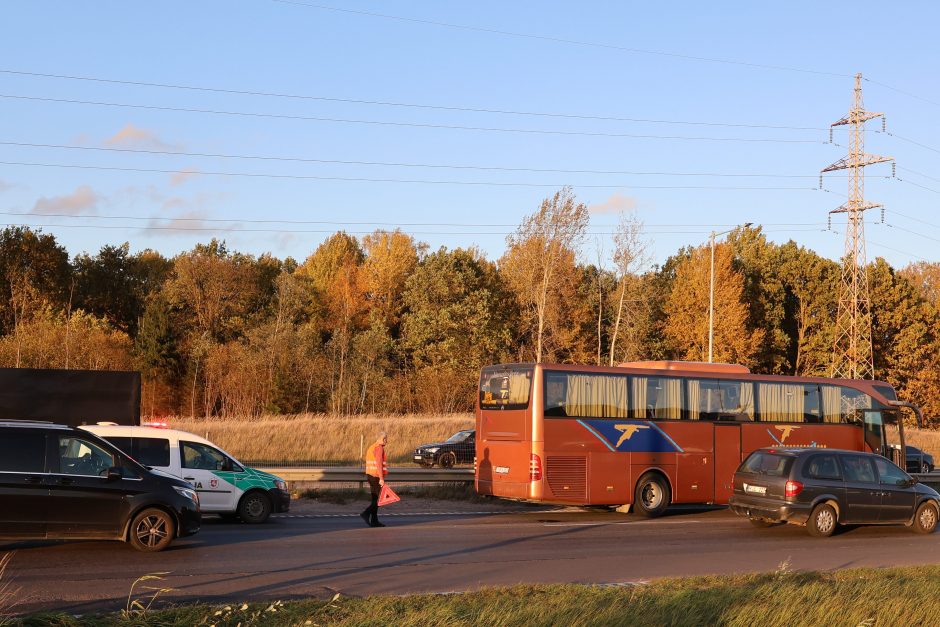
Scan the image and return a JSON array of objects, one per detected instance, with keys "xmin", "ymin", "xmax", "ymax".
[{"xmin": 475, "ymin": 361, "xmax": 916, "ymax": 516}]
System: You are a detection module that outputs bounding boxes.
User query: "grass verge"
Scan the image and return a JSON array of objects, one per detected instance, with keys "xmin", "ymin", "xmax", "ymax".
[{"xmin": 17, "ymin": 565, "xmax": 940, "ymax": 626}]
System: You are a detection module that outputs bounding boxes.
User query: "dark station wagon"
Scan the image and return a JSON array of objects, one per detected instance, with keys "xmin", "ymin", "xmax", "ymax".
[
  {"xmin": 413, "ymin": 430, "xmax": 475, "ymax": 468},
  {"xmin": 729, "ymin": 448, "xmax": 940, "ymax": 537}
]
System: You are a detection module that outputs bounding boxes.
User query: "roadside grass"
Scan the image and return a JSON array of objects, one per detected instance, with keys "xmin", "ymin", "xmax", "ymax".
[
  {"xmin": 167, "ymin": 413, "xmax": 474, "ymax": 464},
  {"xmin": 300, "ymin": 483, "xmax": 488, "ymax": 504},
  {"xmin": 17, "ymin": 565, "xmax": 940, "ymax": 626}
]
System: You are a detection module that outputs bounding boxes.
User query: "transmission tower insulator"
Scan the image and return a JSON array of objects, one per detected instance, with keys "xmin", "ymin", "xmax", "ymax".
[
  {"xmin": 892, "ymin": 162, "xmax": 896, "ymax": 177},
  {"xmin": 819, "ymin": 175, "xmax": 824, "ymax": 189}
]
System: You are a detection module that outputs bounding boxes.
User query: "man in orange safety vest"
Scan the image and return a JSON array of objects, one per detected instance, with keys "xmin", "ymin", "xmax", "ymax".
[{"xmin": 361, "ymin": 431, "xmax": 388, "ymax": 527}]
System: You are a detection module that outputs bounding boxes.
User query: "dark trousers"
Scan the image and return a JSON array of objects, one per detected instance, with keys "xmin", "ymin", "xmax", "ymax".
[{"xmin": 362, "ymin": 475, "xmax": 381, "ymax": 524}]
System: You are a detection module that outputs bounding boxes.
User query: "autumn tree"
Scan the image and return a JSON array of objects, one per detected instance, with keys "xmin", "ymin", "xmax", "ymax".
[
  {"xmin": 0, "ymin": 227, "xmax": 71, "ymax": 365},
  {"xmin": 663, "ymin": 243, "xmax": 764, "ymax": 365},
  {"xmin": 297, "ymin": 233, "xmax": 367, "ymax": 414},
  {"xmin": 401, "ymin": 247, "xmax": 514, "ymax": 412},
  {"xmin": 609, "ymin": 211, "xmax": 649, "ymax": 365},
  {"xmin": 500, "ymin": 187, "xmax": 590, "ymax": 362},
  {"xmin": 362, "ymin": 230, "xmax": 422, "ymax": 331}
]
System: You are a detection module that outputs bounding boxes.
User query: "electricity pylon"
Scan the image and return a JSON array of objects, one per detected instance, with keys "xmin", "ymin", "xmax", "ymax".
[{"xmin": 821, "ymin": 73, "xmax": 893, "ymax": 380}]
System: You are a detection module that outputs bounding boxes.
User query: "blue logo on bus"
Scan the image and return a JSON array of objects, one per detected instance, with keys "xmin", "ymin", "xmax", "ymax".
[{"xmin": 577, "ymin": 419, "xmax": 683, "ymax": 453}]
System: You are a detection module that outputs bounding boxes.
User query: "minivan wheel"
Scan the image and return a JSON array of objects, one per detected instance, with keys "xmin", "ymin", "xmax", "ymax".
[
  {"xmin": 129, "ymin": 508, "xmax": 176, "ymax": 552},
  {"xmin": 634, "ymin": 473, "xmax": 671, "ymax": 518},
  {"xmin": 749, "ymin": 517, "xmax": 774, "ymax": 528},
  {"xmin": 923, "ymin": 462, "xmax": 931, "ymax": 474},
  {"xmin": 807, "ymin": 503, "xmax": 837, "ymax": 537},
  {"xmin": 439, "ymin": 452, "xmax": 457, "ymax": 468},
  {"xmin": 913, "ymin": 502, "xmax": 939, "ymax": 534},
  {"xmin": 238, "ymin": 491, "xmax": 272, "ymax": 524}
]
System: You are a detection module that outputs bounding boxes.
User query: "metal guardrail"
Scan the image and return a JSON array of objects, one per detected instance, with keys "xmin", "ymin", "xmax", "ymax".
[{"xmin": 257, "ymin": 466, "xmax": 474, "ymax": 483}]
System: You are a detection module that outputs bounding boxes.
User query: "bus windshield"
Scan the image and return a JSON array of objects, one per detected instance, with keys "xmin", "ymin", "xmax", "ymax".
[{"xmin": 480, "ymin": 366, "xmax": 532, "ymax": 410}]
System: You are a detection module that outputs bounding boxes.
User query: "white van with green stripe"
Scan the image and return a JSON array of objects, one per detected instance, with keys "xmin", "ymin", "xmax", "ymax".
[{"xmin": 82, "ymin": 424, "xmax": 290, "ymax": 523}]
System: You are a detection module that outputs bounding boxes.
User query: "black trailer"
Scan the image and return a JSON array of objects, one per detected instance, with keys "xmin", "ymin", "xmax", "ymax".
[{"xmin": 0, "ymin": 368, "xmax": 140, "ymax": 426}]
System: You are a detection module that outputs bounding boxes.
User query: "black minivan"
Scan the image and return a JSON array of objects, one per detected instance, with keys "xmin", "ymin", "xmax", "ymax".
[
  {"xmin": 729, "ymin": 448, "xmax": 940, "ymax": 537},
  {"xmin": 0, "ymin": 420, "xmax": 201, "ymax": 551}
]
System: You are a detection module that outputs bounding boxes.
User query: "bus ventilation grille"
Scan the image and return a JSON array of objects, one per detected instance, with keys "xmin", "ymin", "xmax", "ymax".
[{"xmin": 546, "ymin": 456, "xmax": 587, "ymax": 500}]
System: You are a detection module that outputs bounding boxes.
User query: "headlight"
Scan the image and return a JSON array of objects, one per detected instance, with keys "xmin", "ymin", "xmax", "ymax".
[
  {"xmin": 427, "ymin": 447, "xmax": 440, "ymax": 454},
  {"xmin": 173, "ymin": 486, "xmax": 199, "ymax": 504},
  {"xmin": 275, "ymin": 479, "xmax": 288, "ymax": 491}
]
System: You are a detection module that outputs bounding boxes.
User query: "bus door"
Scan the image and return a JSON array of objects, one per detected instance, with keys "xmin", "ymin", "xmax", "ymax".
[
  {"xmin": 862, "ymin": 410, "xmax": 889, "ymax": 460},
  {"xmin": 713, "ymin": 424, "xmax": 742, "ymax": 503}
]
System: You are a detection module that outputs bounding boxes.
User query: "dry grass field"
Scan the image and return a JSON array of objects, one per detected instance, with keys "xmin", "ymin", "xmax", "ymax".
[
  {"xmin": 903, "ymin": 427, "xmax": 940, "ymax": 461},
  {"xmin": 165, "ymin": 414, "xmax": 940, "ymax": 467},
  {"xmin": 168, "ymin": 413, "xmax": 474, "ymax": 464}
]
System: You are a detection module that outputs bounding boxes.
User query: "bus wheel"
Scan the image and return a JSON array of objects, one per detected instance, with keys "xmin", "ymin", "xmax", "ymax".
[{"xmin": 634, "ymin": 473, "xmax": 670, "ymax": 518}]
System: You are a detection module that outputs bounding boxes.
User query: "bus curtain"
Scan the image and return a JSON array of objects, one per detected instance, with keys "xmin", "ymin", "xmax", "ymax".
[{"xmin": 565, "ymin": 374, "xmax": 629, "ymax": 418}]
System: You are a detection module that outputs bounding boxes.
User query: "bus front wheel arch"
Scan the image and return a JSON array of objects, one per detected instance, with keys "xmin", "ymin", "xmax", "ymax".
[{"xmin": 633, "ymin": 471, "xmax": 671, "ymax": 518}]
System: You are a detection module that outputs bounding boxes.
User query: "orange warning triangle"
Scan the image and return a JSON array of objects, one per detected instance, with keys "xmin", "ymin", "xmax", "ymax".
[{"xmin": 377, "ymin": 484, "xmax": 400, "ymax": 507}]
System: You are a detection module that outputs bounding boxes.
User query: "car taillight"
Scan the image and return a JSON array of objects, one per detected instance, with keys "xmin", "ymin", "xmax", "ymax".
[
  {"xmin": 785, "ymin": 480, "xmax": 803, "ymax": 497},
  {"xmin": 529, "ymin": 454, "xmax": 542, "ymax": 481}
]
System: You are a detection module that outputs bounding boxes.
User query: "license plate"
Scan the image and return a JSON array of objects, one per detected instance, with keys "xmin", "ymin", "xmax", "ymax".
[
  {"xmin": 745, "ymin": 483, "xmax": 767, "ymax": 495},
  {"xmin": 413, "ymin": 455, "xmax": 423, "ymax": 460}
]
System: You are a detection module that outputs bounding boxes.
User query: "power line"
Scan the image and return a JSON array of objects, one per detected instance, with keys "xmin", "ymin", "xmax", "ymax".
[
  {"xmin": 271, "ymin": 1, "xmax": 848, "ymax": 78},
  {"xmin": 886, "ymin": 131, "xmax": 940, "ymax": 156},
  {"xmin": 0, "ymin": 141, "xmax": 838, "ymax": 179},
  {"xmin": 883, "ymin": 222, "xmax": 940, "ymax": 246},
  {"xmin": 896, "ymin": 165, "xmax": 940, "ymax": 184},
  {"xmin": 0, "ymin": 93, "xmax": 826, "ymax": 144},
  {"xmin": 1, "ymin": 220, "xmax": 828, "ymax": 237},
  {"xmin": 896, "ymin": 177, "xmax": 940, "ymax": 196},
  {"xmin": 0, "ymin": 160, "xmax": 822, "ymax": 190},
  {"xmin": 864, "ymin": 77, "xmax": 940, "ymax": 110},
  {"xmin": 0, "ymin": 210, "xmax": 826, "ymax": 230},
  {"xmin": 0, "ymin": 68, "xmax": 830, "ymax": 131},
  {"xmin": 886, "ymin": 209, "xmax": 940, "ymax": 232}
]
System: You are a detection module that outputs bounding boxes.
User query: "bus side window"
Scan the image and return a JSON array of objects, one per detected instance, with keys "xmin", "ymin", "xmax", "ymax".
[{"xmin": 803, "ymin": 384, "xmax": 822, "ymax": 423}]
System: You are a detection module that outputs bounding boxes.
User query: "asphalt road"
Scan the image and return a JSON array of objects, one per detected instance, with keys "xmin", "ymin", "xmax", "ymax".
[{"xmin": 7, "ymin": 505, "xmax": 940, "ymax": 615}]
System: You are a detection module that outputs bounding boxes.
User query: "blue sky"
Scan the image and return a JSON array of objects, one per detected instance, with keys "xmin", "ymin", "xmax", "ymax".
[{"xmin": 1, "ymin": 1, "xmax": 938, "ymax": 269}]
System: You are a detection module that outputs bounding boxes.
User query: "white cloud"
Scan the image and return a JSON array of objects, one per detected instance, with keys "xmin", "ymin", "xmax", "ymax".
[
  {"xmin": 589, "ymin": 192, "xmax": 637, "ymax": 215},
  {"xmin": 170, "ymin": 168, "xmax": 201, "ymax": 186},
  {"xmin": 104, "ymin": 124, "xmax": 179, "ymax": 151},
  {"xmin": 32, "ymin": 185, "xmax": 100, "ymax": 215}
]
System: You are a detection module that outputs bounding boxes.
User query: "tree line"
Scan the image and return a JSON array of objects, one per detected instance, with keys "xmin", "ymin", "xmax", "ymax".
[{"xmin": 3, "ymin": 187, "xmax": 939, "ymax": 421}]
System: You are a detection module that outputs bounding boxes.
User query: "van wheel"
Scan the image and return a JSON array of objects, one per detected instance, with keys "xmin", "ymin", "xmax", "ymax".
[
  {"xmin": 439, "ymin": 452, "xmax": 457, "ymax": 468},
  {"xmin": 807, "ymin": 503, "xmax": 837, "ymax": 537},
  {"xmin": 913, "ymin": 502, "xmax": 939, "ymax": 534},
  {"xmin": 634, "ymin": 473, "xmax": 670, "ymax": 518},
  {"xmin": 238, "ymin": 491, "xmax": 272, "ymax": 524},
  {"xmin": 129, "ymin": 508, "xmax": 175, "ymax": 552},
  {"xmin": 749, "ymin": 517, "xmax": 774, "ymax": 528}
]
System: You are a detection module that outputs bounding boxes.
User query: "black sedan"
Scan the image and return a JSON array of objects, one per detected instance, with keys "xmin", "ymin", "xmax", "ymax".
[
  {"xmin": 906, "ymin": 445, "xmax": 935, "ymax": 474},
  {"xmin": 413, "ymin": 430, "xmax": 475, "ymax": 468},
  {"xmin": 729, "ymin": 448, "xmax": 940, "ymax": 537}
]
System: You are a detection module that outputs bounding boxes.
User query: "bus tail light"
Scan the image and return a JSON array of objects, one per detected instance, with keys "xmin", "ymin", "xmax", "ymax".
[
  {"xmin": 529, "ymin": 454, "xmax": 543, "ymax": 482},
  {"xmin": 785, "ymin": 480, "xmax": 803, "ymax": 497}
]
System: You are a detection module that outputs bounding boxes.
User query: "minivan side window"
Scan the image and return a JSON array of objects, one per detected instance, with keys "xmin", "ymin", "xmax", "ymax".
[
  {"xmin": 57, "ymin": 436, "xmax": 116, "ymax": 476},
  {"xmin": 840, "ymin": 455, "xmax": 876, "ymax": 484},
  {"xmin": 874, "ymin": 458, "xmax": 910, "ymax": 486},
  {"xmin": 805, "ymin": 454, "xmax": 842, "ymax": 480},
  {"xmin": 0, "ymin": 432, "xmax": 46, "ymax": 473},
  {"xmin": 135, "ymin": 438, "xmax": 171, "ymax": 467},
  {"xmin": 181, "ymin": 441, "xmax": 232, "ymax": 471}
]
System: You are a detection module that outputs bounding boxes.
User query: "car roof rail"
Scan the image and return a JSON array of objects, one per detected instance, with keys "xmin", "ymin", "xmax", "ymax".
[{"xmin": 0, "ymin": 419, "xmax": 70, "ymax": 429}]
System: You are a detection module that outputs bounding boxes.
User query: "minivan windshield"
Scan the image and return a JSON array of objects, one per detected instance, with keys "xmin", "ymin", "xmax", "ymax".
[{"xmin": 741, "ymin": 451, "xmax": 793, "ymax": 477}]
